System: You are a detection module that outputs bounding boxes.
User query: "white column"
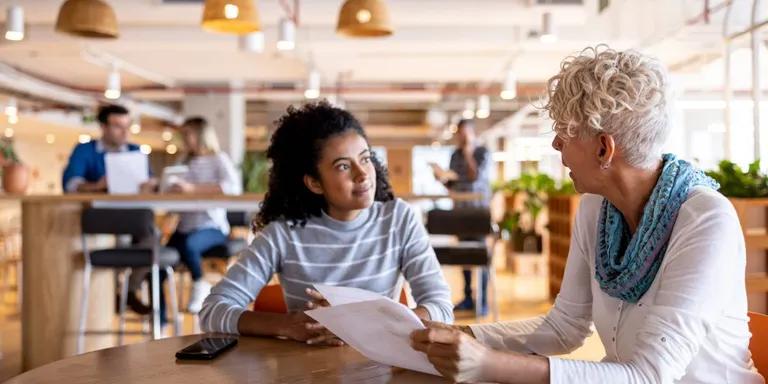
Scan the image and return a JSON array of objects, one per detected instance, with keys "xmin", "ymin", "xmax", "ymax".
[{"xmin": 181, "ymin": 82, "xmax": 246, "ymax": 165}]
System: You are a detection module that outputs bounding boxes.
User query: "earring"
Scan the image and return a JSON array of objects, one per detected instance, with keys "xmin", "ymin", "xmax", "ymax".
[{"xmin": 600, "ymin": 161, "xmax": 611, "ymax": 170}]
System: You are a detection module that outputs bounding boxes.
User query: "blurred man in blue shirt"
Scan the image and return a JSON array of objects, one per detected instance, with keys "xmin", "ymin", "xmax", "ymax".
[{"xmin": 62, "ymin": 104, "xmax": 140, "ymax": 193}]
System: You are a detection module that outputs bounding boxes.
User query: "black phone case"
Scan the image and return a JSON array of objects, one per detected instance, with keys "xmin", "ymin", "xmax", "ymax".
[{"xmin": 175, "ymin": 338, "xmax": 237, "ymax": 360}]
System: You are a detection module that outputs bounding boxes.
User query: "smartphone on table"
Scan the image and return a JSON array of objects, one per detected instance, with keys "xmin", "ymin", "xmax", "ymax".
[{"xmin": 175, "ymin": 337, "xmax": 238, "ymax": 360}]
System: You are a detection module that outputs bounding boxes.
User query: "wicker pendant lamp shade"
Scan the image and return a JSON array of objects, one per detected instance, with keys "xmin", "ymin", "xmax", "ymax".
[
  {"xmin": 55, "ymin": 0, "xmax": 118, "ymax": 38},
  {"xmin": 336, "ymin": 0, "xmax": 392, "ymax": 37},
  {"xmin": 202, "ymin": 0, "xmax": 260, "ymax": 35}
]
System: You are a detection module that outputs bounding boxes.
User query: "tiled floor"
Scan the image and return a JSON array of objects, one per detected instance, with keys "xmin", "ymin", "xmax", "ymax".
[{"xmin": 0, "ymin": 257, "xmax": 605, "ymax": 381}]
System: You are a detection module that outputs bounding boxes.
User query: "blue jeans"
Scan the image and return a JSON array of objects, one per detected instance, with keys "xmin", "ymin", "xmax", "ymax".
[
  {"xmin": 155, "ymin": 228, "xmax": 228, "ymax": 324},
  {"xmin": 167, "ymin": 228, "xmax": 229, "ymax": 281}
]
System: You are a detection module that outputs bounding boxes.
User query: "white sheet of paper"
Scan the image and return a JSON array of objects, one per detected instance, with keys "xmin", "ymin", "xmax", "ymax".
[
  {"xmin": 105, "ymin": 152, "xmax": 149, "ymax": 194},
  {"xmin": 313, "ymin": 284, "xmax": 390, "ymax": 306},
  {"xmin": 305, "ymin": 298, "xmax": 440, "ymax": 376}
]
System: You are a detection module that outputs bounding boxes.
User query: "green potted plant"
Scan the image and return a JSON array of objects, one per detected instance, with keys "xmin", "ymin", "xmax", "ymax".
[
  {"xmin": 241, "ymin": 151, "xmax": 269, "ymax": 194},
  {"xmin": 0, "ymin": 138, "xmax": 28, "ymax": 194},
  {"xmin": 497, "ymin": 172, "xmax": 559, "ymax": 253},
  {"xmin": 706, "ymin": 160, "xmax": 768, "ymax": 198}
]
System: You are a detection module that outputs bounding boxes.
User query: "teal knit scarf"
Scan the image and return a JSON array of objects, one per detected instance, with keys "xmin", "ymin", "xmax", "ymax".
[{"xmin": 595, "ymin": 153, "xmax": 719, "ymax": 303}]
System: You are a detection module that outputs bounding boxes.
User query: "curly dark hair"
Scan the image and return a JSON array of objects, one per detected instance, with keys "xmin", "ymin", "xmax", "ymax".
[{"xmin": 255, "ymin": 101, "xmax": 394, "ymax": 230}]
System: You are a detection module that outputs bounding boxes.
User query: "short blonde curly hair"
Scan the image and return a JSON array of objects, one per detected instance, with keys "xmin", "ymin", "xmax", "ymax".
[{"xmin": 544, "ymin": 45, "xmax": 670, "ymax": 169}]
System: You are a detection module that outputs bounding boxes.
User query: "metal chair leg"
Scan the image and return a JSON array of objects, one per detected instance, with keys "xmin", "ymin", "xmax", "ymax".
[
  {"xmin": 150, "ymin": 263, "xmax": 161, "ymax": 339},
  {"xmin": 165, "ymin": 266, "xmax": 180, "ymax": 336},
  {"xmin": 475, "ymin": 267, "xmax": 484, "ymax": 318},
  {"xmin": 76, "ymin": 261, "xmax": 92, "ymax": 354},
  {"xmin": 488, "ymin": 266, "xmax": 499, "ymax": 321},
  {"xmin": 118, "ymin": 268, "xmax": 132, "ymax": 345},
  {"xmin": 177, "ymin": 268, "xmax": 187, "ymax": 313}
]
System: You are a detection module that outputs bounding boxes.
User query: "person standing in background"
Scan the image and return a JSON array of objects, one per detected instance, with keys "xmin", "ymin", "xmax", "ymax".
[{"xmin": 431, "ymin": 119, "xmax": 492, "ymax": 315}]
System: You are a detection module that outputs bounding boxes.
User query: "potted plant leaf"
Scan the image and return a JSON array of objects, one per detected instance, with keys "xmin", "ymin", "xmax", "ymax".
[
  {"xmin": 0, "ymin": 138, "xmax": 28, "ymax": 194},
  {"xmin": 497, "ymin": 172, "xmax": 558, "ymax": 254},
  {"xmin": 241, "ymin": 151, "xmax": 269, "ymax": 194},
  {"xmin": 706, "ymin": 160, "xmax": 768, "ymax": 198}
]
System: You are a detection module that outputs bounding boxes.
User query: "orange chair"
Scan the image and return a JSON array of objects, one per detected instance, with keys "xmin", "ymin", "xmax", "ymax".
[
  {"xmin": 253, "ymin": 284, "xmax": 409, "ymax": 314},
  {"xmin": 749, "ymin": 311, "xmax": 768, "ymax": 378},
  {"xmin": 253, "ymin": 284, "xmax": 289, "ymax": 313}
]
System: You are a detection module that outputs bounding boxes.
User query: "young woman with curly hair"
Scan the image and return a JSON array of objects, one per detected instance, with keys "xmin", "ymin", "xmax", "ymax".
[{"xmin": 200, "ymin": 101, "xmax": 453, "ymax": 345}]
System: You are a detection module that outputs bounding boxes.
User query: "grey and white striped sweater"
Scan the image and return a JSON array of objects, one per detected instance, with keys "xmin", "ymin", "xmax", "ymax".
[{"xmin": 199, "ymin": 198, "xmax": 454, "ymax": 333}]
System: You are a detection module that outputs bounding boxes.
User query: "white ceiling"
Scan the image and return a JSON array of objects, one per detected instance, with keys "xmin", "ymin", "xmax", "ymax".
[{"xmin": 0, "ymin": 0, "xmax": 735, "ymax": 102}]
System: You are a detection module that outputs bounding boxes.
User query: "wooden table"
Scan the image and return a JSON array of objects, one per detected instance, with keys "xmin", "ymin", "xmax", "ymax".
[{"xmin": 6, "ymin": 334, "xmax": 449, "ymax": 384}]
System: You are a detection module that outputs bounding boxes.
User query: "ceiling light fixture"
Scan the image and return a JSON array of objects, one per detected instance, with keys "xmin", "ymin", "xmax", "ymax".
[
  {"xmin": 475, "ymin": 95, "xmax": 490, "ymax": 119},
  {"xmin": 104, "ymin": 67, "xmax": 121, "ymax": 100},
  {"xmin": 4, "ymin": 97, "xmax": 17, "ymax": 116},
  {"xmin": 462, "ymin": 99, "xmax": 475, "ymax": 119},
  {"xmin": 304, "ymin": 68, "xmax": 320, "ymax": 99},
  {"xmin": 540, "ymin": 12, "xmax": 557, "ymax": 43},
  {"xmin": 500, "ymin": 69, "xmax": 517, "ymax": 100},
  {"xmin": 55, "ymin": 0, "xmax": 119, "ymax": 38},
  {"xmin": 202, "ymin": 0, "xmax": 260, "ymax": 35},
  {"xmin": 5, "ymin": 6, "xmax": 24, "ymax": 41},
  {"xmin": 337, "ymin": 0, "xmax": 393, "ymax": 37},
  {"xmin": 277, "ymin": 17, "xmax": 296, "ymax": 51}
]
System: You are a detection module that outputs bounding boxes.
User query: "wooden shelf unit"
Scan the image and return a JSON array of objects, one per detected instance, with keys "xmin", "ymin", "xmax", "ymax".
[
  {"xmin": 730, "ymin": 198, "xmax": 768, "ymax": 313},
  {"xmin": 547, "ymin": 194, "xmax": 581, "ymax": 301}
]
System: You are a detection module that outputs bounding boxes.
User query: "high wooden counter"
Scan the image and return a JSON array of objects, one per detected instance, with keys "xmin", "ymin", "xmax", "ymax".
[
  {"xmin": 14, "ymin": 193, "xmax": 264, "ymax": 371},
  {"xmin": 11, "ymin": 192, "xmax": 480, "ymax": 371}
]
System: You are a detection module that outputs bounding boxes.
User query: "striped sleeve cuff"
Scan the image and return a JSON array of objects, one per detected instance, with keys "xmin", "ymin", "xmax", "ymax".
[
  {"xmin": 223, "ymin": 306, "xmax": 247, "ymax": 334},
  {"xmin": 420, "ymin": 301, "xmax": 453, "ymax": 324}
]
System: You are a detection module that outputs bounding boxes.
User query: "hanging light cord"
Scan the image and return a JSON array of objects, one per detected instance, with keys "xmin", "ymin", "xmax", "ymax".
[{"xmin": 279, "ymin": 0, "xmax": 300, "ymax": 25}]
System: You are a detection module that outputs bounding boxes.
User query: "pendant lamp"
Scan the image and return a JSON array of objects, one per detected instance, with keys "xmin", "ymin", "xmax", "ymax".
[
  {"xmin": 336, "ymin": 0, "xmax": 392, "ymax": 38},
  {"xmin": 202, "ymin": 0, "xmax": 260, "ymax": 35},
  {"xmin": 55, "ymin": 0, "xmax": 118, "ymax": 38}
]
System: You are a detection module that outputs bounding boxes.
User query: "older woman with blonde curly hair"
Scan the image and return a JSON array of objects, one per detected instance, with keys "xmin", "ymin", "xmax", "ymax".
[{"xmin": 410, "ymin": 45, "xmax": 765, "ymax": 383}]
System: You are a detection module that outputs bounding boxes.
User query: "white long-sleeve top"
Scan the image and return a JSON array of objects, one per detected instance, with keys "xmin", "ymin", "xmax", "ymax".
[
  {"xmin": 175, "ymin": 152, "xmax": 242, "ymax": 234},
  {"xmin": 471, "ymin": 188, "xmax": 764, "ymax": 383}
]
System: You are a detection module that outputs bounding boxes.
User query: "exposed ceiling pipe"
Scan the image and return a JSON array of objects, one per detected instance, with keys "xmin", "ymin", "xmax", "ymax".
[
  {"xmin": 0, "ymin": 62, "xmax": 93, "ymax": 107},
  {"xmin": 479, "ymin": 102, "xmax": 539, "ymax": 142},
  {"xmin": 0, "ymin": 62, "xmax": 181, "ymax": 123},
  {"xmin": 81, "ymin": 47, "xmax": 176, "ymax": 88},
  {"xmin": 129, "ymin": 82, "xmax": 545, "ymax": 97}
]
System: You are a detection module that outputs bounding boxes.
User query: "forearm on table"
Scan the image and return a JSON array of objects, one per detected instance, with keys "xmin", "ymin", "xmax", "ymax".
[
  {"xmin": 237, "ymin": 310, "xmax": 294, "ymax": 337},
  {"xmin": 484, "ymin": 351, "xmax": 550, "ymax": 384}
]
